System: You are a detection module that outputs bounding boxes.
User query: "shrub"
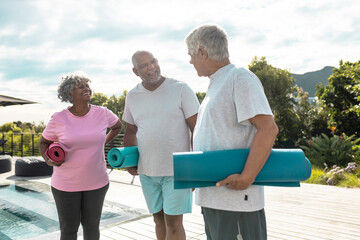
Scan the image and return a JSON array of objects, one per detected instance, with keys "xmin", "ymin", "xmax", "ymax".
[
  {"xmin": 304, "ymin": 168, "xmax": 327, "ymax": 185},
  {"xmin": 301, "ymin": 133, "xmax": 360, "ymax": 168},
  {"xmin": 304, "ymin": 162, "xmax": 360, "ymax": 188},
  {"xmin": 325, "ymin": 165, "xmax": 346, "ymax": 186},
  {"xmin": 325, "ymin": 163, "xmax": 360, "ymax": 187}
]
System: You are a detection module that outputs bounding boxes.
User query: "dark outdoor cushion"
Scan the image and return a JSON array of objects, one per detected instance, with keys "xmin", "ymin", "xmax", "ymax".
[
  {"xmin": 0, "ymin": 155, "xmax": 12, "ymax": 173},
  {"xmin": 15, "ymin": 157, "xmax": 53, "ymax": 177}
]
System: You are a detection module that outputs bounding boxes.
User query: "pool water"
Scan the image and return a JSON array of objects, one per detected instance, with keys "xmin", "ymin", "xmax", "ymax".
[{"xmin": 0, "ymin": 181, "xmax": 131, "ymax": 240}]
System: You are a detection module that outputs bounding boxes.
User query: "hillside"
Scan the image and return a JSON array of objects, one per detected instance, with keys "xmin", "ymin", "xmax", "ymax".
[{"xmin": 292, "ymin": 66, "xmax": 335, "ymax": 97}]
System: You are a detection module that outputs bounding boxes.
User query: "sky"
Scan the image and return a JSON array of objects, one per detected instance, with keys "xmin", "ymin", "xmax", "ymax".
[{"xmin": 0, "ymin": 0, "xmax": 359, "ymax": 125}]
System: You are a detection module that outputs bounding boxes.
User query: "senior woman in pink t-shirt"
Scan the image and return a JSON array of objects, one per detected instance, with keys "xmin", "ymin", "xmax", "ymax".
[{"xmin": 39, "ymin": 74, "xmax": 122, "ymax": 240}]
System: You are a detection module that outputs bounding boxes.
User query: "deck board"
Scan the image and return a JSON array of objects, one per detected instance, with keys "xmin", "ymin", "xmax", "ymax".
[
  {"xmin": 100, "ymin": 180, "xmax": 360, "ymax": 240},
  {"xmin": 1, "ymin": 161, "xmax": 359, "ymax": 240}
]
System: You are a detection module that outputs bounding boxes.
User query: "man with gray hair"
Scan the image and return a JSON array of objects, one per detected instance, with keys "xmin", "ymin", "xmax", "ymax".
[
  {"xmin": 122, "ymin": 50, "xmax": 199, "ymax": 240},
  {"xmin": 185, "ymin": 24, "xmax": 279, "ymax": 240}
]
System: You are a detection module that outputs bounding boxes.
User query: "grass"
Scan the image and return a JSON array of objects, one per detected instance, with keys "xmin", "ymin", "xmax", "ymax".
[
  {"xmin": 337, "ymin": 174, "xmax": 360, "ymax": 188},
  {"xmin": 304, "ymin": 168, "xmax": 328, "ymax": 185},
  {"xmin": 304, "ymin": 164, "xmax": 360, "ymax": 188}
]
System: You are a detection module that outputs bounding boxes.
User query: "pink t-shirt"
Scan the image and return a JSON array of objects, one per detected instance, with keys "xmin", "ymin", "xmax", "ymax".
[{"xmin": 42, "ymin": 105, "xmax": 119, "ymax": 192}]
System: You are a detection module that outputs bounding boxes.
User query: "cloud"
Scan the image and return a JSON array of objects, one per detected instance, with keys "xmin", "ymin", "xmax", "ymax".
[
  {"xmin": 0, "ymin": 1, "xmax": 40, "ymax": 27},
  {"xmin": 0, "ymin": 0, "xmax": 360, "ymax": 125},
  {"xmin": 0, "ymin": 58, "xmax": 87, "ymax": 81}
]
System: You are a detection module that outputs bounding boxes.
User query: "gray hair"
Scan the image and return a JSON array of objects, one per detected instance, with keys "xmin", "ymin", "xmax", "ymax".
[
  {"xmin": 131, "ymin": 50, "xmax": 153, "ymax": 69},
  {"xmin": 185, "ymin": 24, "xmax": 229, "ymax": 61},
  {"xmin": 57, "ymin": 74, "xmax": 91, "ymax": 103}
]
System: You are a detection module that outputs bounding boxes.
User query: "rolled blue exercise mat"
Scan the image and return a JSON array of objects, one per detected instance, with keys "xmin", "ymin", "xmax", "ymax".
[
  {"xmin": 107, "ymin": 146, "xmax": 139, "ymax": 169},
  {"xmin": 173, "ymin": 148, "xmax": 312, "ymax": 189}
]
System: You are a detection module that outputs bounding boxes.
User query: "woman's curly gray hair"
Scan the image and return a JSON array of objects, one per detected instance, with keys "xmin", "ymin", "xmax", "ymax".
[{"xmin": 57, "ymin": 74, "xmax": 91, "ymax": 103}]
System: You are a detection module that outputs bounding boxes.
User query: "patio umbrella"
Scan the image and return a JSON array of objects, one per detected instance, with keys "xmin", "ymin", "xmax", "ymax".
[{"xmin": 0, "ymin": 94, "xmax": 38, "ymax": 107}]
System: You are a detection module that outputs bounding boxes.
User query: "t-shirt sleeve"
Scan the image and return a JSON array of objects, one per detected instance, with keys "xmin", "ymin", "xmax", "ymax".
[
  {"xmin": 233, "ymin": 69, "xmax": 273, "ymax": 124},
  {"xmin": 181, "ymin": 83, "xmax": 200, "ymax": 119},
  {"xmin": 42, "ymin": 115, "xmax": 58, "ymax": 141},
  {"xmin": 105, "ymin": 107, "xmax": 120, "ymax": 128},
  {"xmin": 122, "ymin": 94, "xmax": 135, "ymax": 124}
]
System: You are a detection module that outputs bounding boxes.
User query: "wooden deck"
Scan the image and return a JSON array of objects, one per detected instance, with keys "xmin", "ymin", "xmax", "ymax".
[
  {"xmin": 265, "ymin": 184, "xmax": 360, "ymax": 240},
  {"xmin": 102, "ymin": 171, "xmax": 360, "ymax": 240},
  {"xmin": 1, "ymin": 159, "xmax": 360, "ymax": 240}
]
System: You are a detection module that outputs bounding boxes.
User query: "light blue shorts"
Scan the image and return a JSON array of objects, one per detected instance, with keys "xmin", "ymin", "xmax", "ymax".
[{"xmin": 139, "ymin": 175, "xmax": 192, "ymax": 215}]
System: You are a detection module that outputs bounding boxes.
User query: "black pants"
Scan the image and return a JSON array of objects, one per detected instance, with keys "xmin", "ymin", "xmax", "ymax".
[{"xmin": 51, "ymin": 183, "xmax": 109, "ymax": 240}]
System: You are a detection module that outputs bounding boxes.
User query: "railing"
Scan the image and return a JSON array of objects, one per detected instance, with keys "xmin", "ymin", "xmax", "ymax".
[
  {"xmin": 0, "ymin": 133, "xmax": 124, "ymax": 162},
  {"xmin": 1, "ymin": 133, "xmax": 42, "ymax": 157},
  {"xmin": 105, "ymin": 134, "xmax": 124, "ymax": 161}
]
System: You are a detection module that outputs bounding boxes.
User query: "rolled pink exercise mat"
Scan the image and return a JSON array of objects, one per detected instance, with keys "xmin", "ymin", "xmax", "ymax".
[{"xmin": 45, "ymin": 142, "xmax": 66, "ymax": 163}]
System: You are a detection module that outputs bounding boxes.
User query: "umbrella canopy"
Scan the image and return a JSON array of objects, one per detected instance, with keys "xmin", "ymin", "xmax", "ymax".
[{"xmin": 0, "ymin": 94, "xmax": 38, "ymax": 107}]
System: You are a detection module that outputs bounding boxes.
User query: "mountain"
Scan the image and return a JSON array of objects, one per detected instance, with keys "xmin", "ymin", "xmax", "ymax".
[{"xmin": 292, "ymin": 66, "xmax": 335, "ymax": 97}]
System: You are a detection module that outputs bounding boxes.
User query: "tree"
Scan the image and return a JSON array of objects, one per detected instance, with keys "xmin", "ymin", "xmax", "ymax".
[
  {"xmin": 248, "ymin": 56, "xmax": 300, "ymax": 147},
  {"xmin": 33, "ymin": 121, "xmax": 47, "ymax": 133},
  {"xmin": 294, "ymin": 87, "xmax": 330, "ymax": 145},
  {"xmin": 0, "ymin": 122, "xmax": 17, "ymax": 132},
  {"xmin": 295, "ymin": 87, "xmax": 312, "ymax": 139},
  {"xmin": 316, "ymin": 60, "xmax": 360, "ymax": 138},
  {"xmin": 0, "ymin": 121, "xmax": 46, "ymax": 133},
  {"xmin": 91, "ymin": 91, "xmax": 128, "ymax": 133},
  {"xmin": 106, "ymin": 91, "xmax": 127, "ymax": 119},
  {"xmin": 196, "ymin": 92, "xmax": 206, "ymax": 104},
  {"xmin": 90, "ymin": 92, "xmax": 109, "ymax": 106}
]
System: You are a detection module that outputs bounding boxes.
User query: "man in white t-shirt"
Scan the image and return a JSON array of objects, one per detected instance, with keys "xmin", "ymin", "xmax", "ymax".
[
  {"xmin": 185, "ymin": 24, "xmax": 279, "ymax": 240},
  {"xmin": 122, "ymin": 50, "xmax": 199, "ymax": 240}
]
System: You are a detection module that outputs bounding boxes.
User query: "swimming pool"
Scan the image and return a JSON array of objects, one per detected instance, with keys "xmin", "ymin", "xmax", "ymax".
[{"xmin": 0, "ymin": 180, "xmax": 136, "ymax": 240}]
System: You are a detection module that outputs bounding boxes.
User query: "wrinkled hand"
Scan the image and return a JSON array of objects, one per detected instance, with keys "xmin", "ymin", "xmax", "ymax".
[
  {"xmin": 126, "ymin": 167, "xmax": 139, "ymax": 176},
  {"xmin": 216, "ymin": 173, "xmax": 254, "ymax": 190},
  {"xmin": 45, "ymin": 159, "xmax": 62, "ymax": 167}
]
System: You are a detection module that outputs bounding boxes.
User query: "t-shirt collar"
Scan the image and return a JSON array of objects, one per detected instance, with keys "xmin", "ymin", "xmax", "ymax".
[
  {"xmin": 209, "ymin": 64, "xmax": 235, "ymax": 81},
  {"xmin": 66, "ymin": 104, "xmax": 93, "ymax": 118},
  {"xmin": 138, "ymin": 77, "xmax": 168, "ymax": 92}
]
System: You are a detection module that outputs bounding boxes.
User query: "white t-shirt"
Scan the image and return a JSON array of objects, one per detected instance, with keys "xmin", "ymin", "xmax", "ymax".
[
  {"xmin": 123, "ymin": 78, "xmax": 199, "ymax": 176},
  {"xmin": 193, "ymin": 64, "xmax": 273, "ymax": 212}
]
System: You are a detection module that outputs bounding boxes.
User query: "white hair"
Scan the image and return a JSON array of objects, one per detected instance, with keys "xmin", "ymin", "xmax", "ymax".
[{"xmin": 185, "ymin": 24, "xmax": 229, "ymax": 61}]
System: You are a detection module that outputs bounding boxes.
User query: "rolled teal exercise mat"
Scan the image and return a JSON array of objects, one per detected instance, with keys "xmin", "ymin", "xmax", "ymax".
[
  {"xmin": 173, "ymin": 149, "xmax": 312, "ymax": 189},
  {"xmin": 107, "ymin": 146, "xmax": 139, "ymax": 169}
]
